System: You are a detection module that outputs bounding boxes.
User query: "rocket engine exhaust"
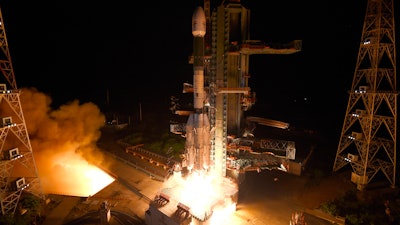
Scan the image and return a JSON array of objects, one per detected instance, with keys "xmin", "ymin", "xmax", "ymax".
[{"xmin": 184, "ymin": 6, "xmax": 211, "ymax": 172}]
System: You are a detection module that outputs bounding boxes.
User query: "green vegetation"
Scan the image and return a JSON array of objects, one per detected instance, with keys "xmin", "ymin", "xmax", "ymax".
[
  {"xmin": 0, "ymin": 193, "xmax": 44, "ymax": 225},
  {"xmin": 112, "ymin": 112, "xmax": 186, "ymax": 160},
  {"xmin": 320, "ymin": 190, "xmax": 400, "ymax": 225},
  {"xmin": 123, "ymin": 130, "xmax": 185, "ymax": 160}
]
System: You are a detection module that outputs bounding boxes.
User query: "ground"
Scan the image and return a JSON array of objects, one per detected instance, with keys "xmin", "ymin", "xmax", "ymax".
[{"xmin": 39, "ymin": 127, "xmax": 399, "ymax": 225}]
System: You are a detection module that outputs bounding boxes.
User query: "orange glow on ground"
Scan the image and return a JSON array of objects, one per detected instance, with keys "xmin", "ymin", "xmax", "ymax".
[
  {"xmin": 40, "ymin": 151, "xmax": 115, "ymax": 197},
  {"xmin": 161, "ymin": 169, "xmax": 237, "ymax": 224},
  {"xmin": 208, "ymin": 197, "xmax": 237, "ymax": 225}
]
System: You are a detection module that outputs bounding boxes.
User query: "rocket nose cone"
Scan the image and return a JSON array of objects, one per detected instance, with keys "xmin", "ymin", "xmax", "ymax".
[{"xmin": 192, "ymin": 6, "xmax": 206, "ymax": 37}]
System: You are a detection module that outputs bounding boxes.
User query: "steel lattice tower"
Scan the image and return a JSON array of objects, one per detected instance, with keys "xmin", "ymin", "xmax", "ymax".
[
  {"xmin": 333, "ymin": 0, "xmax": 397, "ymax": 191},
  {"xmin": 0, "ymin": 8, "xmax": 45, "ymax": 215}
]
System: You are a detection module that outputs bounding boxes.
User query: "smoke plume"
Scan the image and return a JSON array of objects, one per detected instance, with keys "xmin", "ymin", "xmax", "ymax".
[{"xmin": 19, "ymin": 87, "xmax": 112, "ymax": 196}]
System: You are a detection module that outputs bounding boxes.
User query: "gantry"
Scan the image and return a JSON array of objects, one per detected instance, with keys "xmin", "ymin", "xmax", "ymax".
[
  {"xmin": 332, "ymin": 0, "xmax": 397, "ymax": 191},
  {"xmin": 0, "ymin": 8, "xmax": 45, "ymax": 215},
  {"xmin": 207, "ymin": 0, "xmax": 301, "ymax": 177}
]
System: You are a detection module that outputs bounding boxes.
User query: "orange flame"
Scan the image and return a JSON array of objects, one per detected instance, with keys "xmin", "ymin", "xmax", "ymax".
[{"xmin": 40, "ymin": 151, "xmax": 114, "ymax": 197}]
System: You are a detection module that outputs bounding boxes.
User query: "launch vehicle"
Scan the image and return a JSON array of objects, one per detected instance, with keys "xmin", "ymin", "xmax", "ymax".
[{"xmin": 183, "ymin": 6, "xmax": 211, "ymax": 172}]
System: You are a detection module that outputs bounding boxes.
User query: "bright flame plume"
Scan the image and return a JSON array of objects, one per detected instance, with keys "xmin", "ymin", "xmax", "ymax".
[{"xmin": 161, "ymin": 169, "xmax": 237, "ymax": 224}]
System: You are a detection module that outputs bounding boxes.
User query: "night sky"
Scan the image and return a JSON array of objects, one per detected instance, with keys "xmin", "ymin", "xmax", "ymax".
[{"xmin": 0, "ymin": 0, "xmax": 371, "ymax": 137}]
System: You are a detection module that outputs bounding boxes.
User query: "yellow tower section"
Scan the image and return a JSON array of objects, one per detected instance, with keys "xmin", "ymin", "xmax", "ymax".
[
  {"xmin": 333, "ymin": 0, "xmax": 397, "ymax": 191},
  {"xmin": 0, "ymin": 8, "xmax": 45, "ymax": 215}
]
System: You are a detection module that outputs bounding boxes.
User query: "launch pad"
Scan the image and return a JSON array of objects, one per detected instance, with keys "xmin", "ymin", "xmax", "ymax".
[{"xmin": 145, "ymin": 170, "xmax": 238, "ymax": 225}]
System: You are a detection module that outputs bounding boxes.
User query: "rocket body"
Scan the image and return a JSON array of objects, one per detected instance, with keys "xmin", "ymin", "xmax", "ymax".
[
  {"xmin": 185, "ymin": 113, "xmax": 211, "ymax": 171},
  {"xmin": 192, "ymin": 6, "xmax": 206, "ymax": 112},
  {"xmin": 185, "ymin": 7, "xmax": 211, "ymax": 172}
]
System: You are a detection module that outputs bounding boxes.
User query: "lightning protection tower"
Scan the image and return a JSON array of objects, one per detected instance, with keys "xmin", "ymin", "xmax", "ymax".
[
  {"xmin": 0, "ymin": 8, "xmax": 45, "ymax": 215},
  {"xmin": 333, "ymin": 0, "xmax": 397, "ymax": 191}
]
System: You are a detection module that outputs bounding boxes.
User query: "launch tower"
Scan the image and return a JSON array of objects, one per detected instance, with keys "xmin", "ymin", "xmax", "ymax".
[
  {"xmin": 171, "ymin": 0, "xmax": 302, "ymax": 177},
  {"xmin": 0, "ymin": 9, "xmax": 45, "ymax": 215},
  {"xmin": 209, "ymin": 0, "xmax": 301, "ymax": 177},
  {"xmin": 332, "ymin": 0, "xmax": 397, "ymax": 191}
]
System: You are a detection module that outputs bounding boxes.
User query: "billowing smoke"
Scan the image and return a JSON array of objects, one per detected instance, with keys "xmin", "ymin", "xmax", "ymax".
[{"xmin": 19, "ymin": 87, "xmax": 114, "ymax": 196}]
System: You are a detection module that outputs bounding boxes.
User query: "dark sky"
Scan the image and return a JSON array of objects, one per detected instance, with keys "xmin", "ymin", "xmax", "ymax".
[{"xmin": 0, "ymin": 0, "xmax": 369, "ymax": 135}]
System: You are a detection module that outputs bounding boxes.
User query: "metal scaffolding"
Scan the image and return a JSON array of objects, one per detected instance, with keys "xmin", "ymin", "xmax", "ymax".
[
  {"xmin": 0, "ymin": 8, "xmax": 45, "ymax": 215},
  {"xmin": 333, "ymin": 0, "xmax": 397, "ymax": 191}
]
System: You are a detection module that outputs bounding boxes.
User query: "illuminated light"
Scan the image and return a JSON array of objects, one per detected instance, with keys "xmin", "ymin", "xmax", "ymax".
[
  {"xmin": 20, "ymin": 183, "xmax": 29, "ymax": 191},
  {"xmin": 363, "ymin": 38, "xmax": 371, "ymax": 44},
  {"xmin": 278, "ymin": 164, "xmax": 288, "ymax": 172},
  {"xmin": 11, "ymin": 154, "xmax": 23, "ymax": 161},
  {"xmin": 354, "ymin": 90, "xmax": 367, "ymax": 94}
]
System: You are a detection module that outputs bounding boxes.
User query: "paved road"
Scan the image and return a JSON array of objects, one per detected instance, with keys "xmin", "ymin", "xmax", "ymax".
[
  {"xmin": 42, "ymin": 197, "xmax": 81, "ymax": 225},
  {"xmin": 62, "ymin": 210, "xmax": 145, "ymax": 225}
]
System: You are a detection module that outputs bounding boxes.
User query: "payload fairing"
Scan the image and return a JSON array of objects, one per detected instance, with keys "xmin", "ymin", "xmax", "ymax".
[{"xmin": 184, "ymin": 6, "xmax": 211, "ymax": 172}]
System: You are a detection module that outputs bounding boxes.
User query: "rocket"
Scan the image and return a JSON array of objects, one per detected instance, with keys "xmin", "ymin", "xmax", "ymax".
[{"xmin": 184, "ymin": 6, "xmax": 211, "ymax": 172}]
